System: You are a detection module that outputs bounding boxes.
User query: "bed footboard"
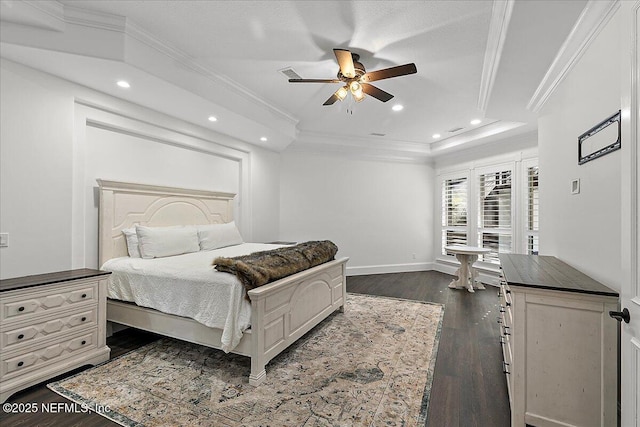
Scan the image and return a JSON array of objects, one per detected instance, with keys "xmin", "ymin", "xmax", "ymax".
[{"xmin": 247, "ymin": 257, "xmax": 348, "ymax": 385}]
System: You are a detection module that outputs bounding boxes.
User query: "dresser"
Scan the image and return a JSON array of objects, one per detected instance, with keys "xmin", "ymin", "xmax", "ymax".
[
  {"xmin": 0, "ymin": 269, "xmax": 111, "ymax": 403},
  {"xmin": 498, "ymin": 254, "xmax": 618, "ymax": 427}
]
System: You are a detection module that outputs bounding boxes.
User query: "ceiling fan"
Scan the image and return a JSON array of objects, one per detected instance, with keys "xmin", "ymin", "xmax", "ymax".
[{"xmin": 289, "ymin": 48, "xmax": 417, "ymax": 106}]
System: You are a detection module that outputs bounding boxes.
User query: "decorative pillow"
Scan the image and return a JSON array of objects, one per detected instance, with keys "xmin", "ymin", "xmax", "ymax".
[
  {"xmin": 198, "ymin": 221, "xmax": 244, "ymax": 251},
  {"xmin": 135, "ymin": 225, "xmax": 200, "ymax": 259},
  {"xmin": 122, "ymin": 228, "xmax": 141, "ymax": 258}
]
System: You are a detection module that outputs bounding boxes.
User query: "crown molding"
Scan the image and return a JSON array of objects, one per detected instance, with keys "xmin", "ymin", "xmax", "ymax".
[
  {"xmin": 45, "ymin": 3, "xmax": 298, "ymax": 127},
  {"xmin": 63, "ymin": 4, "xmax": 125, "ymax": 32},
  {"xmin": 477, "ymin": 0, "xmax": 514, "ymax": 112},
  {"xmin": 285, "ymin": 142, "xmax": 433, "ymax": 165},
  {"xmin": 123, "ymin": 20, "xmax": 298, "ymax": 127},
  {"xmin": 527, "ymin": 0, "xmax": 620, "ymax": 113},
  {"xmin": 430, "ymin": 120, "xmax": 525, "ymax": 154},
  {"xmin": 1, "ymin": 0, "xmax": 65, "ymax": 31},
  {"xmin": 295, "ymin": 130, "xmax": 432, "ymax": 155}
]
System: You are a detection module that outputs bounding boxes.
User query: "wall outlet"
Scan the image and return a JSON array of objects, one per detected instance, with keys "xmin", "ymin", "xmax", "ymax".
[{"xmin": 0, "ymin": 233, "xmax": 8, "ymax": 248}]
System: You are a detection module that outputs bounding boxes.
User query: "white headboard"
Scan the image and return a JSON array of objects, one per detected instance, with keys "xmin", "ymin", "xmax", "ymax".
[{"xmin": 97, "ymin": 179, "xmax": 236, "ymax": 265}]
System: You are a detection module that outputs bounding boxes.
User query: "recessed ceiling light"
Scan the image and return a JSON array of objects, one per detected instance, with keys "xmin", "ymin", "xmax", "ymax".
[
  {"xmin": 470, "ymin": 119, "xmax": 482, "ymax": 125},
  {"xmin": 208, "ymin": 116, "xmax": 218, "ymax": 122},
  {"xmin": 116, "ymin": 80, "xmax": 130, "ymax": 88},
  {"xmin": 432, "ymin": 134, "xmax": 441, "ymax": 139},
  {"xmin": 392, "ymin": 104, "xmax": 404, "ymax": 111},
  {"xmin": 260, "ymin": 137, "xmax": 268, "ymax": 142}
]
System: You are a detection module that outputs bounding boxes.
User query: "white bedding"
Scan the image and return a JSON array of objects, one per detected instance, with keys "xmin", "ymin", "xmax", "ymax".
[{"xmin": 101, "ymin": 243, "xmax": 285, "ymax": 352}]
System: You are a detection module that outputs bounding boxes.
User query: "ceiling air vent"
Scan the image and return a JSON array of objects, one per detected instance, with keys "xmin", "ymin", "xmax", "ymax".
[
  {"xmin": 370, "ymin": 132, "xmax": 386, "ymax": 137},
  {"xmin": 279, "ymin": 67, "xmax": 302, "ymax": 80},
  {"xmin": 447, "ymin": 127, "xmax": 464, "ymax": 133}
]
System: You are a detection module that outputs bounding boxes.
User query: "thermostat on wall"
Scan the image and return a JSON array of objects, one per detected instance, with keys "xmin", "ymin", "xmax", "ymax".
[{"xmin": 571, "ymin": 179, "xmax": 580, "ymax": 195}]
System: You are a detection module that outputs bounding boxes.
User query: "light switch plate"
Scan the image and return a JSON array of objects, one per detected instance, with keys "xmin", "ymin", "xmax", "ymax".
[
  {"xmin": 571, "ymin": 179, "xmax": 580, "ymax": 195},
  {"xmin": 0, "ymin": 233, "xmax": 8, "ymax": 247}
]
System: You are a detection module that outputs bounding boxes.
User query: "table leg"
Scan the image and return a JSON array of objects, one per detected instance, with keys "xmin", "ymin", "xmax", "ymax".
[
  {"xmin": 464, "ymin": 255, "xmax": 474, "ymax": 292},
  {"xmin": 448, "ymin": 254, "xmax": 470, "ymax": 290},
  {"xmin": 468, "ymin": 254, "xmax": 485, "ymax": 290}
]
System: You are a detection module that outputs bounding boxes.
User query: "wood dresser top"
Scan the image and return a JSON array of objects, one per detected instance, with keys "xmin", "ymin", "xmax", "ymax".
[
  {"xmin": 499, "ymin": 254, "xmax": 618, "ymax": 297},
  {"xmin": 0, "ymin": 268, "xmax": 111, "ymax": 293}
]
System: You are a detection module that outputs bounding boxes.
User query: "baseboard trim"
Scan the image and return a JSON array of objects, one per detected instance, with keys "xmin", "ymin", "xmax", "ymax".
[{"xmin": 346, "ymin": 262, "xmax": 436, "ymax": 276}]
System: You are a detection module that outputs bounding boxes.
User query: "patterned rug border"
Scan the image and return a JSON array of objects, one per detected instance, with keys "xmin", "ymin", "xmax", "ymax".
[{"xmin": 47, "ymin": 293, "xmax": 445, "ymax": 427}]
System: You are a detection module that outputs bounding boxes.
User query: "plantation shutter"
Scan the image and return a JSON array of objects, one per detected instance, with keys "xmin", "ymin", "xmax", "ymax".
[
  {"xmin": 526, "ymin": 165, "xmax": 539, "ymax": 254},
  {"xmin": 477, "ymin": 169, "xmax": 512, "ymax": 263},
  {"xmin": 442, "ymin": 177, "xmax": 468, "ymax": 255}
]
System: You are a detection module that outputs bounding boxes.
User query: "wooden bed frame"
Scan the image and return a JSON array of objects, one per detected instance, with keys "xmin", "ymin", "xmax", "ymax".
[{"xmin": 97, "ymin": 179, "xmax": 348, "ymax": 385}]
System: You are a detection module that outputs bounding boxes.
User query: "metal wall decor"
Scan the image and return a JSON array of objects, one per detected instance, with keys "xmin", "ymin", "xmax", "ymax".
[{"xmin": 578, "ymin": 110, "xmax": 621, "ymax": 165}]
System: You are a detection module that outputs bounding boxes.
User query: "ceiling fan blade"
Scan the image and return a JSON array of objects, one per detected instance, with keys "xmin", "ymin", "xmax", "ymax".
[
  {"xmin": 334, "ymin": 49, "xmax": 356, "ymax": 78},
  {"xmin": 361, "ymin": 63, "xmax": 417, "ymax": 82},
  {"xmin": 323, "ymin": 94, "xmax": 340, "ymax": 106},
  {"xmin": 361, "ymin": 83, "xmax": 394, "ymax": 102},
  {"xmin": 289, "ymin": 78, "xmax": 341, "ymax": 83}
]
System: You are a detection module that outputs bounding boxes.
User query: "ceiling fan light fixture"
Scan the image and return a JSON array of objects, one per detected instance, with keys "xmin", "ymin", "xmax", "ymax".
[
  {"xmin": 349, "ymin": 81, "xmax": 364, "ymax": 101},
  {"xmin": 336, "ymin": 86, "xmax": 349, "ymax": 101}
]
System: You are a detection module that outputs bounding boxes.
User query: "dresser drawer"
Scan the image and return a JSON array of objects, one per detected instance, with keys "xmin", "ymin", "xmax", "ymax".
[
  {"xmin": 1, "ymin": 306, "xmax": 97, "ymax": 351},
  {"xmin": 1, "ymin": 280, "xmax": 99, "ymax": 323},
  {"xmin": 0, "ymin": 329, "xmax": 98, "ymax": 380}
]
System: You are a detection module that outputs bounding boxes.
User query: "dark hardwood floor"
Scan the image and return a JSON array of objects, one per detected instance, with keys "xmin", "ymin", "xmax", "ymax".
[
  {"xmin": 348, "ymin": 271, "xmax": 511, "ymax": 426},
  {"xmin": 1, "ymin": 271, "xmax": 510, "ymax": 426}
]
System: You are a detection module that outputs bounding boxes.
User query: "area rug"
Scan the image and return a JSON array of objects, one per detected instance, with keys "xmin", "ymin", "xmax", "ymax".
[{"xmin": 48, "ymin": 294, "xmax": 443, "ymax": 427}]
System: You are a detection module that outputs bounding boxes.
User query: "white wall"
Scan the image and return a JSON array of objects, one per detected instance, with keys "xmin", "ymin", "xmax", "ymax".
[
  {"xmin": 0, "ymin": 60, "xmax": 75, "ymax": 277},
  {"xmin": 279, "ymin": 151, "xmax": 435, "ymax": 275},
  {"xmin": 0, "ymin": 59, "xmax": 281, "ymax": 279},
  {"xmin": 538, "ymin": 11, "xmax": 621, "ymax": 290}
]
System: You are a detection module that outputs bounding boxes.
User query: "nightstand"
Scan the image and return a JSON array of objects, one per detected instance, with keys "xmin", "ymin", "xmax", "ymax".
[{"xmin": 0, "ymin": 269, "xmax": 111, "ymax": 402}]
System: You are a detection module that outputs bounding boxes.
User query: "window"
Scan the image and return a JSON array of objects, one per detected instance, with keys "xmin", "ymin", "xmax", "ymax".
[
  {"xmin": 477, "ymin": 169, "xmax": 512, "ymax": 263},
  {"xmin": 439, "ymin": 157, "xmax": 538, "ymax": 265},
  {"xmin": 526, "ymin": 165, "xmax": 539, "ymax": 255},
  {"xmin": 441, "ymin": 177, "xmax": 467, "ymax": 256}
]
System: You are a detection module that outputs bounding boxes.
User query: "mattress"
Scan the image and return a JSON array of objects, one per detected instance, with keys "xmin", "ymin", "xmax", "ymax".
[{"xmin": 101, "ymin": 243, "xmax": 284, "ymax": 352}]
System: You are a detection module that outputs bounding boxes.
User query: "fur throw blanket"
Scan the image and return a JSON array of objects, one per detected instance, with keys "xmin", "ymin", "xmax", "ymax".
[{"xmin": 213, "ymin": 240, "xmax": 338, "ymax": 297}]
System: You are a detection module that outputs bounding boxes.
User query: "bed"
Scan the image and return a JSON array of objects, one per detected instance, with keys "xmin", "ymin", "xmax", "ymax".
[{"xmin": 97, "ymin": 179, "xmax": 348, "ymax": 386}]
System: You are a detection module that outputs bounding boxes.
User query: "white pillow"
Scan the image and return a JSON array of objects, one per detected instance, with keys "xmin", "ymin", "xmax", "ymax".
[
  {"xmin": 135, "ymin": 225, "xmax": 200, "ymax": 259},
  {"xmin": 122, "ymin": 228, "xmax": 141, "ymax": 258},
  {"xmin": 197, "ymin": 221, "xmax": 244, "ymax": 250}
]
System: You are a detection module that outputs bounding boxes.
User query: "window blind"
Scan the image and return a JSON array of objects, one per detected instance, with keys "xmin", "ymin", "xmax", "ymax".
[
  {"xmin": 526, "ymin": 165, "xmax": 539, "ymax": 254},
  {"xmin": 442, "ymin": 177, "xmax": 467, "ymax": 255},
  {"xmin": 477, "ymin": 170, "xmax": 512, "ymax": 263}
]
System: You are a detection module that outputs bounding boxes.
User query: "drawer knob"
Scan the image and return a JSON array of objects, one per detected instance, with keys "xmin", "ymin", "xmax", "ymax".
[
  {"xmin": 81, "ymin": 340, "xmax": 86, "ymax": 345},
  {"xmin": 18, "ymin": 306, "xmax": 25, "ymax": 312},
  {"xmin": 81, "ymin": 317, "xmax": 87, "ymax": 322},
  {"xmin": 17, "ymin": 361, "xmax": 24, "ymax": 367},
  {"xmin": 17, "ymin": 334, "xmax": 24, "ymax": 340},
  {"xmin": 81, "ymin": 293, "xmax": 87, "ymax": 298}
]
